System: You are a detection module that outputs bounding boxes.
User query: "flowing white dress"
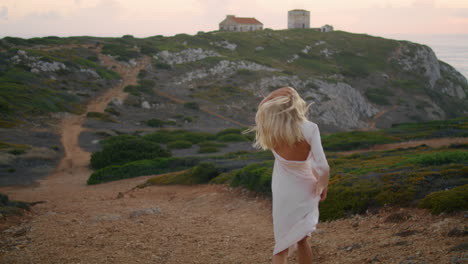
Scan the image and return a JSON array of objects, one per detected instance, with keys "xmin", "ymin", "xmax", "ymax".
[{"xmin": 271, "ymin": 120, "xmax": 330, "ymax": 256}]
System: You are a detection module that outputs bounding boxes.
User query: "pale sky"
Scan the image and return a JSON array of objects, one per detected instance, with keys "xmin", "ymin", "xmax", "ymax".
[{"xmin": 0, "ymin": 0, "xmax": 468, "ymax": 38}]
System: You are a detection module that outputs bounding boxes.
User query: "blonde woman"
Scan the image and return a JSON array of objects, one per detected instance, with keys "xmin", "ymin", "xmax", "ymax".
[{"xmin": 249, "ymin": 87, "xmax": 330, "ymax": 264}]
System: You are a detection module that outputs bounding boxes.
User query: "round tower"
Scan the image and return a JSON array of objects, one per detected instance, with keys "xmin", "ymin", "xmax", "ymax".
[{"xmin": 288, "ymin": 9, "xmax": 310, "ymax": 29}]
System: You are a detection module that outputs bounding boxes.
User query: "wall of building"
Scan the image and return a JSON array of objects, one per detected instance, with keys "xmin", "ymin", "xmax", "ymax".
[{"xmin": 288, "ymin": 10, "xmax": 310, "ymax": 29}]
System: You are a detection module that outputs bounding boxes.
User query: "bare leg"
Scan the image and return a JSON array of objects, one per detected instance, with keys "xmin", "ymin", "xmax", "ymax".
[
  {"xmin": 297, "ymin": 237, "xmax": 313, "ymax": 264},
  {"xmin": 272, "ymin": 248, "xmax": 288, "ymax": 264}
]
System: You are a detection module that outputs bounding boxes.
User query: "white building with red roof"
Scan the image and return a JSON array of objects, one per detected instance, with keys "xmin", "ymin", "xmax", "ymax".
[{"xmin": 219, "ymin": 15, "xmax": 263, "ymax": 32}]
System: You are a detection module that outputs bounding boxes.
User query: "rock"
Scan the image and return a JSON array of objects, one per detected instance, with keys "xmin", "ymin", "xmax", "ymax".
[
  {"xmin": 79, "ymin": 68, "xmax": 100, "ymax": 78},
  {"xmin": 154, "ymin": 48, "xmax": 221, "ymax": 65},
  {"xmin": 91, "ymin": 214, "xmax": 121, "ymax": 223},
  {"xmin": 129, "ymin": 207, "xmax": 161, "ymax": 218},
  {"xmin": 91, "ymin": 140, "xmax": 99, "ymax": 144},
  {"xmin": 396, "ymin": 43, "xmax": 441, "ymax": 88},
  {"xmin": 287, "ymin": 54, "xmax": 299, "ymax": 63},
  {"xmin": 129, "ymin": 59, "xmax": 137, "ymax": 67},
  {"xmin": 320, "ymin": 48, "xmax": 335, "ymax": 57},
  {"xmin": 211, "ymin": 40, "xmax": 237, "ymax": 51},
  {"xmin": 302, "ymin": 45, "xmax": 312, "ymax": 54},
  {"xmin": 315, "ymin": 41, "xmax": 326, "ymax": 46},
  {"xmin": 175, "ymin": 60, "xmax": 279, "ymax": 84},
  {"xmin": 339, "ymin": 243, "xmax": 361, "ymax": 252},
  {"xmin": 111, "ymin": 97, "xmax": 123, "ymax": 106},
  {"xmin": 255, "ymin": 46, "xmax": 264, "ymax": 51},
  {"xmin": 141, "ymin": 101, "xmax": 151, "ymax": 109}
]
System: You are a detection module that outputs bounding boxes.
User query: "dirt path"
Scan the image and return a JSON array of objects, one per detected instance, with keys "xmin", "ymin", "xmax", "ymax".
[{"xmin": 0, "ymin": 46, "xmax": 466, "ymax": 263}]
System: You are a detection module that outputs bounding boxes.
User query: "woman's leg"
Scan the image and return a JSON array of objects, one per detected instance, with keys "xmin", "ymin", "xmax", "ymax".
[
  {"xmin": 297, "ymin": 236, "xmax": 313, "ymax": 264},
  {"xmin": 272, "ymin": 248, "xmax": 288, "ymax": 264}
]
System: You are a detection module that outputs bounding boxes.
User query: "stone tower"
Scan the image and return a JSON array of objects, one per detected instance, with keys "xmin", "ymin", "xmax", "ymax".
[{"xmin": 288, "ymin": 9, "xmax": 310, "ymax": 29}]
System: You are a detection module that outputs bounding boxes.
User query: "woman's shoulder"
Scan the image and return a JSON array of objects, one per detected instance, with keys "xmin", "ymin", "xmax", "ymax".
[{"xmin": 301, "ymin": 120, "xmax": 318, "ymax": 132}]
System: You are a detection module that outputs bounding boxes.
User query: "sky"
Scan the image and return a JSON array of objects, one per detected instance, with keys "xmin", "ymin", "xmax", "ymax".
[{"xmin": 0, "ymin": 0, "xmax": 467, "ymax": 38}]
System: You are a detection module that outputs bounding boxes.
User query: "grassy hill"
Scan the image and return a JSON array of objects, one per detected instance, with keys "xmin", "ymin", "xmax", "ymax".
[{"xmin": 1, "ymin": 29, "xmax": 467, "ymax": 130}]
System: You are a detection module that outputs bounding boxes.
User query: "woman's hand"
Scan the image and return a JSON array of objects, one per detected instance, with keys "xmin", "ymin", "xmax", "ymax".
[{"xmin": 320, "ymin": 186, "xmax": 328, "ymax": 202}]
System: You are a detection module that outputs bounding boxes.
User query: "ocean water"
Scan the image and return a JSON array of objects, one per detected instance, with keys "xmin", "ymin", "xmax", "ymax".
[{"xmin": 381, "ymin": 34, "xmax": 468, "ymax": 80}]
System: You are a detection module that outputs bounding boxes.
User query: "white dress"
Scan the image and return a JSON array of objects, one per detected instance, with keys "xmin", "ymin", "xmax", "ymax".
[{"xmin": 271, "ymin": 120, "xmax": 330, "ymax": 256}]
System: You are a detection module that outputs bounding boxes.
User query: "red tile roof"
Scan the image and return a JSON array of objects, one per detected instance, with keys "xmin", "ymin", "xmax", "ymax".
[{"xmin": 232, "ymin": 17, "xmax": 263, "ymax": 25}]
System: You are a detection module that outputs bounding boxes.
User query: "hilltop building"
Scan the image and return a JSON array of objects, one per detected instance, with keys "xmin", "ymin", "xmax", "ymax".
[
  {"xmin": 321, "ymin": 24, "xmax": 334, "ymax": 32},
  {"xmin": 219, "ymin": 15, "xmax": 263, "ymax": 32},
  {"xmin": 288, "ymin": 9, "xmax": 310, "ymax": 29}
]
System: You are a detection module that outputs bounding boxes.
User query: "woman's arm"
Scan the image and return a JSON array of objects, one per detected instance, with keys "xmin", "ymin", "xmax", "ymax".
[{"xmin": 309, "ymin": 123, "xmax": 330, "ymax": 198}]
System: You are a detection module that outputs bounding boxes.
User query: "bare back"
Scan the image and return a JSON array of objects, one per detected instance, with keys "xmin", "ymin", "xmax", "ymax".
[{"xmin": 273, "ymin": 140, "xmax": 311, "ymax": 161}]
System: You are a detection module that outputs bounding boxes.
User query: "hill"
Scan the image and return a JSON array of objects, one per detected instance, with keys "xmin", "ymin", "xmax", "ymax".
[{"xmin": 0, "ymin": 29, "xmax": 467, "ymax": 185}]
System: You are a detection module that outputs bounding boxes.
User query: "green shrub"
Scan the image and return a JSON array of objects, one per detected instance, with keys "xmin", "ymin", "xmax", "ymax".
[
  {"xmin": 146, "ymin": 118, "xmax": 176, "ymax": 128},
  {"xmin": 189, "ymin": 163, "xmax": 219, "ymax": 184},
  {"xmin": 8, "ymin": 149, "xmax": 26, "ymax": 155},
  {"xmin": 419, "ymin": 184, "xmax": 468, "ymax": 214},
  {"xmin": 216, "ymin": 128, "xmax": 243, "ymax": 137},
  {"xmin": 167, "ymin": 140, "xmax": 192, "ymax": 149},
  {"xmin": 86, "ymin": 111, "xmax": 117, "ymax": 122},
  {"xmin": 230, "ymin": 162, "xmax": 273, "ymax": 195},
  {"xmin": 322, "ymin": 131, "xmax": 396, "ymax": 151},
  {"xmin": 217, "ymin": 134, "xmax": 247, "ymax": 142},
  {"xmin": 402, "ymin": 151, "xmax": 468, "ymax": 166},
  {"xmin": 90, "ymin": 138, "xmax": 170, "ymax": 169},
  {"xmin": 184, "ymin": 102, "xmax": 199, "ymax": 110},
  {"xmin": 104, "ymin": 106, "xmax": 120, "ymax": 116},
  {"xmin": 87, "ymin": 157, "xmax": 198, "ymax": 185},
  {"xmin": 154, "ymin": 61, "xmax": 171, "ymax": 70},
  {"xmin": 198, "ymin": 146, "xmax": 219, "ymax": 153}
]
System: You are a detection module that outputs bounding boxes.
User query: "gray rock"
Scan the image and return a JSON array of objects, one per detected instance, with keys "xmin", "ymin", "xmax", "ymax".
[
  {"xmin": 91, "ymin": 214, "xmax": 121, "ymax": 223},
  {"xmin": 129, "ymin": 207, "xmax": 161, "ymax": 218},
  {"xmin": 255, "ymin": 46, "xmax": 264, "ymax": 51},
  {"xmin": 211, "ymin": 40, "xmax": 237, "ymax": 51},
  {"xmin": 141, "ymin": 101, "xmax": 151, "ymax": 109},
  {"xmin": 175, "ymin": 60, "xmax": 279, "ymax": 84},
  {"xmin": 155, "ymin": 48, "xmax": 221, "ymax": 65}
]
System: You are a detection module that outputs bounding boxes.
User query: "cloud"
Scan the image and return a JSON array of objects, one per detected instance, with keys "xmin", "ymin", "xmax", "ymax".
[{"xmin": 0, "ymin": 6, "xmax": 8, "ymax": 20}]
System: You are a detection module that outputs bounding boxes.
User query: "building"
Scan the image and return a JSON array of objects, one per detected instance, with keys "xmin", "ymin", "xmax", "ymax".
[
  {"xmin": 288, "ymin": 9, "xmax": 310, "ymax": 29},
  {"xmin": 320, "ymin": 24, "xmax": 334, "ymax": 32},
  {"xmin": 219, "ymin": 15, "xmax": 263, "ymax": 32}
]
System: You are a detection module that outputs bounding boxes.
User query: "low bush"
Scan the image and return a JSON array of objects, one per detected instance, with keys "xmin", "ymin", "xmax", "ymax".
[
  {"xmin": 419, "ymin": 184, "xmax": 468, "ymax": 214},
  {"xmin": 90, "ymin": 138, "xmax": 170, "ymax": 169},
  {"xmin": 184, "ymin": 102, "xmax": 199, "ymax": 110},
  {"xmin": 146, "ymin": 118, "xmax": 176, "ymax": 128},
  {"xmin": 86, "ymin": 111, "xmax": 117, "ymax": 122},
  {"xmin": 230, "ymin": 162, "xmax": 273, "ymax": 195},
  {"xmin": 87, "ymin": 157, "xmax": 199, "ymax": 185},
  {"xmin": 198, "ymin": 146, "xmax": 219, "ymax": 153},
  {"xmin": 217, "ymin": 134, "xmax": 247, "ymax": 142},
  {"xmin": 402, "ymin": 151, "xmax": 468, "ymax": 166},
  {"xmin": 167, "ymin": 140, "xmax": 193, "ymax": 149}
]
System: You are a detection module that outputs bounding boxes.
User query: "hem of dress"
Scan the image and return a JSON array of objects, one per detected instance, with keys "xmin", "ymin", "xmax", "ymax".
[{"xmin": 273, "ymin": 221, "xmax": 318, "ymax": 256}]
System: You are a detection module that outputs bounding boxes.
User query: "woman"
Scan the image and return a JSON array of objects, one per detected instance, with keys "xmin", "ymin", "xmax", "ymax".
[{"xmin": 248, "ymin": 87, "xmax": 330, "ymax": 264}]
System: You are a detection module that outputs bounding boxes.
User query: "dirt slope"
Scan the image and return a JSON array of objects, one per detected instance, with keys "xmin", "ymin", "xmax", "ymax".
[{"xmin": 0, "ymin": 47, "xmax": 466, "ymax": 263}]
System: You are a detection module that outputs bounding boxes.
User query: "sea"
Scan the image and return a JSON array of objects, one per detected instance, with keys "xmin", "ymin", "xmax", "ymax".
[{"xmin": 380, "ymin": 34, "xmax": 468, "ymax": 80}]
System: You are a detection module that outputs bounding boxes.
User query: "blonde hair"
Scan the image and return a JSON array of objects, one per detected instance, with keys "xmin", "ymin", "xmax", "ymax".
[{"xmin": 246, "ymin": 87, "xmax": 309, "ymax": 150}]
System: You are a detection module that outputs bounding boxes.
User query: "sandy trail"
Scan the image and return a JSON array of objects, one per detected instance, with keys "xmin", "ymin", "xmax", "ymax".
[{"xmin": 0, "ymin": 47, "xmax": 466, "ymax": 263}]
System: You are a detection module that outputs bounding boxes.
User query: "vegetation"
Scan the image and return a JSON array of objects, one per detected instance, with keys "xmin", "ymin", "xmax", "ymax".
[
  {"xmin": 419, "ymin": 184, "xmax": 468, "ymax": 214},
  {"xmin": 90, "ymin": 137, "xmax": 171, "ymax": 169}
]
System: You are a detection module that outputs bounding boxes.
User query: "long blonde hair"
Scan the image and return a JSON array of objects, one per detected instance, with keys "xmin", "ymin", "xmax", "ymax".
[{"xmin": 246, "ymin": 87, "xmax": 309, "ymax": 150}]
